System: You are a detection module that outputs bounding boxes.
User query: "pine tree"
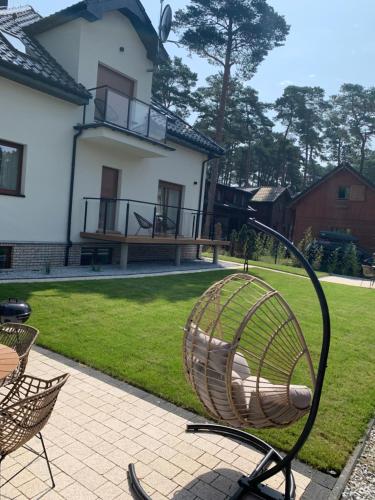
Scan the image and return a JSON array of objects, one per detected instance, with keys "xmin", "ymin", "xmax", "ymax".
[
  {"xmin": 342, "ymin": 243, "xmax": 361, "ymax": 276},
  {"xmin": 327, "ymin": 248, "xmax": 340, "ymax": 274}
]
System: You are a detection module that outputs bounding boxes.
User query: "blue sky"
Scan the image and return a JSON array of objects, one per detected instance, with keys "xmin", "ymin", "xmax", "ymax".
[{"xmin": 9, "ymin": 0, "xmax": 375, "ymax": 103}]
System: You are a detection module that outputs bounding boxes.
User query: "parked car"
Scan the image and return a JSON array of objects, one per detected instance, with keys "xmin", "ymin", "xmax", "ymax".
[{"xmin": 309, "ymin": 231, "xmax": 371, "ymax": 264}]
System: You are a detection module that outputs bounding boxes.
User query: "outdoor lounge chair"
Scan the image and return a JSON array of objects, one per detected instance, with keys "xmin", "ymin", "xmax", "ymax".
[
  {"xmin": 361, "ymin": 264, "xmax": 375, "ymax": 287},
  {"xmin": 0, "ymin": 373, "xmax": 69, "ymax": 489},
  {"xmin": 134, "ymin": 212, "xmax": 153, "ymax": 235},
  {"xmin": 0, "ymin": 323, "xmax": 38, "ymax": 387},
  {"xmin": 129, "ymin": 218, "xmax": 330, "ymax": 500}
]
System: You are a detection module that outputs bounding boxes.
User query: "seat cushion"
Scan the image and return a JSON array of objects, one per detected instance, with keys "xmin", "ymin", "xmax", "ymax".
[
  {"xmin": 186, "ymin": 324, "xmax": 251, "ymax": 379},
  {"xmin": 232, "ymin": 376, "xmax": 312, "ymax": 427}
]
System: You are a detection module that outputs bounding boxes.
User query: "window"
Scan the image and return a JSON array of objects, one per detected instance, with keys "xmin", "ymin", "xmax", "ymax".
[
  {"xmin": 0, "ymin": 140, "xmax": 23, "ymax": 195},
  {"xmin": 80, "ymin": 247, "xmax": 113, "ymax": 266},
  {"xmin": 0, "ymin": 31, "xmax": 26, "ymax": 54},
  {"xmin": 0, "ymin": 247, "xmax": 11, "ymax": 269},
  {"xmin": 337, "ymin": 186, "xmax": 350, "ymax": 200}
]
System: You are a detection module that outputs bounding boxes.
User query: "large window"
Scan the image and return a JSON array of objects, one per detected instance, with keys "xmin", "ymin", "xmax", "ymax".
[{"xmin": 0, "ymin": 140, "xmax": 23, "ymax": 195}]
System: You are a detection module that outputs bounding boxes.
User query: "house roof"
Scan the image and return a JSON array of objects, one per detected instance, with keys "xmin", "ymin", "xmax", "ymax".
[
  {"xmin": 290, "ymin": 164, "xmax": 375, "ymax": 206},
  {"xmin": 152, "ymin": 102, "xmax": 225, "ymax": 157},
  {"xmin": 26, "ymin": 0, "xmax": 169, "ymax": 64},
  {"xmin": 250, "ymin": 186, "xmax": 289, "ymax": 203},
  {"xmin": 0, "ymin": 6, "xmax": 90, "ymax": 104}
]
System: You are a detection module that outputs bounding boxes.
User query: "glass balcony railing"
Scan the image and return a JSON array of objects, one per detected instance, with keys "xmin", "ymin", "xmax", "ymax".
[{"xmin": 83, "ymin": 86, "xmax": 168, "ymax": 143}]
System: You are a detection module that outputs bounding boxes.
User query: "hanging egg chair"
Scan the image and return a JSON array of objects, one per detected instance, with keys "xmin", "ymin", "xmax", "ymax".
[
  {"xmin": 184, "ymin": 273, "xmax": 316, "ymax": 430},
  {"xmin": 129, "ymin": 219, "xmax": 330, "ymax": 500}
]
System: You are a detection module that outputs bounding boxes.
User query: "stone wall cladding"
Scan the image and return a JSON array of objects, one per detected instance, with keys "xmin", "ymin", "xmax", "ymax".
[{"xmin": 1, "ymin": 242, "xmax": 199, "ymax": 270}]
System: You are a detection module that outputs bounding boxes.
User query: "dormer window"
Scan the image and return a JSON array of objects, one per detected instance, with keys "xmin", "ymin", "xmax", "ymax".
[{"xmin": 0, "ymin": 30, "xmax": 26, "ymax": 54}]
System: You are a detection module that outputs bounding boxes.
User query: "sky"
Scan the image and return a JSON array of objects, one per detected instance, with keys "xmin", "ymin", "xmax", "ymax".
[{"xmin": 8, "ymin": 0, "xmax": 375, "ymax": 103}]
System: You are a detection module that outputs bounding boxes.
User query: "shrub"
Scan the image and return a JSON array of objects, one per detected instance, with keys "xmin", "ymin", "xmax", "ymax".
[
  {"xmin": 312, "ymin": 245, "xmax": 324, "ymax": 271},
  {"xmin": 326, "ymin": 248, "xmax": 340, "ymax": 274},
  {"xmin": 342, "ymin": 243, "xmax": 361, "ymax": 276}
]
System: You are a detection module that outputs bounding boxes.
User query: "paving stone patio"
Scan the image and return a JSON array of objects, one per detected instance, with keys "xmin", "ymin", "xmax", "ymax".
[{"xmin": 0, "ymin": 347, "xmax": 313, "ymax": 499}]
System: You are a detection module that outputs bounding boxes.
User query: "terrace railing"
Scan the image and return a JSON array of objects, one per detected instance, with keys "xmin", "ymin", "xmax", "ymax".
[
  {"xmin": 82, "ymin": 86, "xmax": 168, "ymax": 143},
  {"xmin": 82, "ymin": 197, "xmax": 229, "ymax": 241}
]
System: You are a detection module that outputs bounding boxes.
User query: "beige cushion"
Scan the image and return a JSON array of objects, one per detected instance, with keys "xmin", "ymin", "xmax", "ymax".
[
  {"xmin": 232, "ymin": 376, "xmax": 312, "ymax": 427},
  {"xmin": 186, "ymin": 325, "xmax": 251, "ymax": 379}
]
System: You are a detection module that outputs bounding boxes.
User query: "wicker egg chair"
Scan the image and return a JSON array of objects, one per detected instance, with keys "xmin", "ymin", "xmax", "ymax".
[
  {"xmin": 129, "ymin": 219, "xmax": 330, "ymax": 500},
  {"xmin": 184, "ymin": 273, "xmax": 316, "ymax": 430}
]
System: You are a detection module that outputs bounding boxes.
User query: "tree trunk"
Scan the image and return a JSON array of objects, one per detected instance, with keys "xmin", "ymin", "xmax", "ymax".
[
  {"xmin": 337, "ymin": 138, "xmax": 342, "ymax": 167},
  {"xmin": 360, "ymin": 136, "xmax": 366, "ymax": 173},
  {"xmin": 303, "ymin": 143, "xmax": 309, "ymax": 187},
  {"xmin": 278, "ymin": 116, "xmax": 293, "ymax": 186},
  {"xmin": 203, "ymin": 20, "xmax": 233, "ymax": 237}
]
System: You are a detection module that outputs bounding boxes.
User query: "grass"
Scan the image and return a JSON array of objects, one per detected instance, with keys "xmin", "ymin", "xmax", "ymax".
[
  {"xmin": 202, "ymin": 251, "xmax": 329, "ymax": 278},
  {"xmin": 2, "ymin": 270, "xmax": 373, "ymax": 473}
]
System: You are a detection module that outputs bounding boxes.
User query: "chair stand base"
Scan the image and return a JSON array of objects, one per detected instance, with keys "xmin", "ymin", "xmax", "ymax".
[
  {"xmin": 128, "ymin": 424, "xmax": 295, "ymax": 500},
  {"xmin": 0, "ymin": 433, "xmax": 55, "ymax": 490}
]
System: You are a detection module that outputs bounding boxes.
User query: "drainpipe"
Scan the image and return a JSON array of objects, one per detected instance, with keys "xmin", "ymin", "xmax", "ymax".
[
  {"xmin": 196, "ymin": 157, "xmax": 212, "ymax": 259},
  {"xmin": 65, "ymin": 128, "xmax": 83, "ymax": 266}
]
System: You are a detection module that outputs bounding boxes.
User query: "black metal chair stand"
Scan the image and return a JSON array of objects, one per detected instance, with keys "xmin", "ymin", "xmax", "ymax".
[{"xmin": 128, "ymin": 218, "xmax": 331, "ymax": 500}]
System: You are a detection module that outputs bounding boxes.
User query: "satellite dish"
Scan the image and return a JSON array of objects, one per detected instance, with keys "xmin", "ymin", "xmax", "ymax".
[{"xmin": 159, "ymin": 4, "xmax": 172, "ymax": 43}]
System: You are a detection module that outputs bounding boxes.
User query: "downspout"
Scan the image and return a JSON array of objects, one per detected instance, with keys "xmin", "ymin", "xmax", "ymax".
[
  {"xmin": 64, "ymin": 127, "xmax": 83, "ymax": 266},
  {"xmin": 196, "ymin": 156, "xmax": 212, "ymax": 259}
]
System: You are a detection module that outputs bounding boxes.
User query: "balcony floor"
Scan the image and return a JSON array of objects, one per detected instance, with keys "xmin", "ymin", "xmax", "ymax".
[{"xmin": 80, "ymin": 232, "xmax": 230, "ymax": 246}]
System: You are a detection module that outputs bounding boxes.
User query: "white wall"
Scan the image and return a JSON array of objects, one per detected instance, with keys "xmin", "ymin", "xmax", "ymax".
[
  {"xmin": 0, "ymin": 78, "xmax": 80, "ymax": 243},
  {"xmin": 71, "ymin": 137, "xmax": 206, "ymax": 241},
  {"xmin": 36, "ymin": 19, "xmax": 82, "ymax": 82},
  {"xmin": 37, "ymin": 11, "xmax": 154, "ymax": 103}
]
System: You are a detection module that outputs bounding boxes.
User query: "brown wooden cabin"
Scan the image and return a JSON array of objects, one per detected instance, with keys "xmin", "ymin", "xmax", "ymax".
[
  {"xmin": 290, "ymin": 165, "xmax": 375, "ymax": 252},
  {"xmin": 248, "ymin": 187, "xmax": 292, "ymax": 236}
]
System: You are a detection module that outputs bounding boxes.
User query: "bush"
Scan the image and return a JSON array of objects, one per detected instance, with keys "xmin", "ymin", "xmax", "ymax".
[
  {"xmin": 342, "ymin": 243, "xmax": 361, "ymax": 276},
  {"xmin": 326, "ymin": 248, "xmax": 341, "ymax": 274},
  {"xmin": 292, "ymin": 227, "xmax": 314, "ymax": 267}
]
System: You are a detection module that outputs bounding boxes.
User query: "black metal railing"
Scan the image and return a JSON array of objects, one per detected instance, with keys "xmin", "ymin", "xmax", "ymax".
[
  {"xmin": 82, "ymin": 86, "xmax": 168, "ymax": 143},
  {"xmin": 82, "ymin": 197, "xmax": 230, "ymax": 241}
]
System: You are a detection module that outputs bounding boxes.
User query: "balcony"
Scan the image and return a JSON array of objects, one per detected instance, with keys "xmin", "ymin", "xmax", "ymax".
[
  {"xmin": 80, "ymin": 197, "xmax": 231, "ymax": 247},
  {"xmin": 80, "ymin": 86, "xmax": 172, "ymax": 157}
]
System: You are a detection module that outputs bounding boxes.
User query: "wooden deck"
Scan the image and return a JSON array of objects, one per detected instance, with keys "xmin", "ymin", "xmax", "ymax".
[{"xmin": 80, "ymin": 232, "xmax": 230, "ymax": 246}]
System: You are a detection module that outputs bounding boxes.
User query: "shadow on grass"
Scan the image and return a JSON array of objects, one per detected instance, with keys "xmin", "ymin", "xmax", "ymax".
[{"xmin": 0, "ymin": 270, "xmax": 236, "ymax": 304}]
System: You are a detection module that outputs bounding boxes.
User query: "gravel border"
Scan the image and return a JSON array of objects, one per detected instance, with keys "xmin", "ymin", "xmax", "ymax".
[{"xmin": 328, "ymin": 418, "xmax": 375, "ymax": 500}]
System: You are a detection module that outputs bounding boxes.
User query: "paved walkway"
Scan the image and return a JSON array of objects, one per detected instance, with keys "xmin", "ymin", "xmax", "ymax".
[
  {"xmin": 320, "ymin": 275, "xmax": 375, "ymax": 288},
  {"xmin": 0, "ymin": 347, "xmax": 313, "ymax": 499},
  {"xmin": 0, "ymin": 260, "xmax": 241, "ymax": 284}
]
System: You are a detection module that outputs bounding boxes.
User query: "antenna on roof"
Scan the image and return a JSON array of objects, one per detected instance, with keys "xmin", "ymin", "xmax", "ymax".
[{"xmin": 156, "ymin": 0, "xmax": 172, "ymax": 66}]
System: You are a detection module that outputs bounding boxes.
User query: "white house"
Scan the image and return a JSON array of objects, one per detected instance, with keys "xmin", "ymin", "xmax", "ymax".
[{"xmin": 0, "ymin": 0, "xmax": 224, "ymax": 271}]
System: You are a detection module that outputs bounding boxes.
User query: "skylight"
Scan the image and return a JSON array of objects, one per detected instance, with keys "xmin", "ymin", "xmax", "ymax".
[{"xmin": 0, "ymin": 30, "xmax": 26, "ymax": 54}]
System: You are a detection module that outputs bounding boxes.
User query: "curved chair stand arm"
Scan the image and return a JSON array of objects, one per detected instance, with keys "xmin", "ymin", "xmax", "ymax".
[{"xmin": 128, "ymin": 219, "xmax": 331, "ymax": 500}]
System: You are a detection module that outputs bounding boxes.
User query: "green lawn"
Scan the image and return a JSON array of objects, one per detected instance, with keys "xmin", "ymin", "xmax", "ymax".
[
  {"xmin": 203, "ymin": 251, "xmax": 329, "ymax": 278},
  {"xmin": 2, "ymin": 270, "xmax": 373, "ymax": 473}
]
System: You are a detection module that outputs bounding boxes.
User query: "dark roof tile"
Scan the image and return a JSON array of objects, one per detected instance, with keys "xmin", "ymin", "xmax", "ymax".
[{"xmin": 0, "ymin": 6, "xmax": 90, "ymax": 103}]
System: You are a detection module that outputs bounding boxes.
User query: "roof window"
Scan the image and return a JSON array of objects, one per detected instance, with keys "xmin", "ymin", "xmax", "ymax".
[{"xmin": 0, "ymin": 30, "xmax": 26, "ymax": 54}]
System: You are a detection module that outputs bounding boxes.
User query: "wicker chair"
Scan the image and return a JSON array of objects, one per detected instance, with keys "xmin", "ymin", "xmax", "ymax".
[
  {"xmin": 0, "ymin": 323, "xmax": 39, "ymax": 387},
  {"xmin": 362, "ymin": 264, "xmax": 375, "ymax": 287},
  {"xmin": 0, "ymin": 373, "xmax": 69, "ymax": 488},
  {"xmin": 129, "ymin": 219, "xmax": 331, "ymax": 500},
  {"xmin": 183, "ymin": 273, "xmax": 315, "ymax": 429}
]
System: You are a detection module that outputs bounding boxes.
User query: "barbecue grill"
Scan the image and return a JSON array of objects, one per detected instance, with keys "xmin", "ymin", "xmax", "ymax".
[{"xmin": 0, "ymin": 299, "xmax": 31, "ymax": 323}]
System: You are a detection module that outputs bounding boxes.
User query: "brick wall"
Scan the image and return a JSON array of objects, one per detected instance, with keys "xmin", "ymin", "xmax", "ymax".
[{"xmin": 1, "ymin": 242, "xmax": 200, "ymax": 270}]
